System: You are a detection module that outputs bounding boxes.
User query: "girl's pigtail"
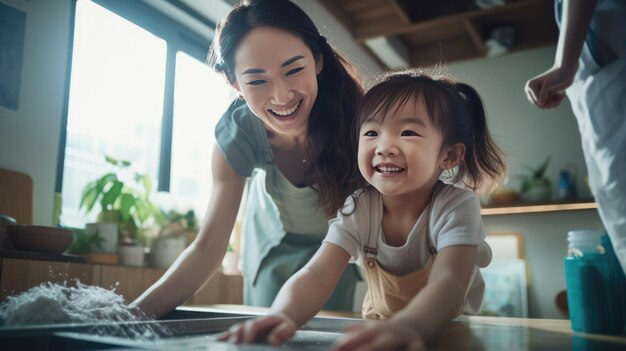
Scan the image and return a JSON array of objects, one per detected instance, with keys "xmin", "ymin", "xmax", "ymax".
[{"xmin": 456, "ymin": 83, "xmax": 507, "ymax": 195}]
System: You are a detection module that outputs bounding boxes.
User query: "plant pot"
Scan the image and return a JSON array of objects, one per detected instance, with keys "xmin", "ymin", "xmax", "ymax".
[
  {"xmin": 119, "ymin": 245, "xmax": 145, "ymax": 267},
  {"xmin": 521, "ymin": 178, "xmax": 552, "ymax": 202},
  {"xmin": 86, "ymin": 222, "xmax": 118, "ymax": 253},
  {"xmin": 151, "ymin": 236, "xmax": 186, "ymax": 269}
]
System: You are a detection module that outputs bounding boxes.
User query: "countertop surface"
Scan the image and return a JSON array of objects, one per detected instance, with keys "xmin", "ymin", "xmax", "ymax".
[
  {"xmin": 184, "ymin": 305, "xmax": 626, "ymax": 350},
  {"xmin": 3, "ymin": 304, "xmax": 626, "ymax": 350},
  {"xmin": 0, "ymin": 249, "xmax": 85, "ymax": 263}
]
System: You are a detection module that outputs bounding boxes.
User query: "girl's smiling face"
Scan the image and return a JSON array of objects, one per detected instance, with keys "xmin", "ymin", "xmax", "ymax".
[
  {"xmin": 358, "ymin": 97, "xmax": 446, "ymax": 197},
  {"xmin": 231, "ymin": 26, "xmax": 322, "ymax": 138}
]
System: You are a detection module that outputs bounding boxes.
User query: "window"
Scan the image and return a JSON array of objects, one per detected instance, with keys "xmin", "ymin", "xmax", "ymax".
[
  {"xmin": 170, "ymin": 51, "xmax": 232, "ymax": 214},
  {"xmin": 60, "ymin": 0, "xmax": 232, "ymax": 228}
]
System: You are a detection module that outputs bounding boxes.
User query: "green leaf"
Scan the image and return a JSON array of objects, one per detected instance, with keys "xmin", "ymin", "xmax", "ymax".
[
  {"xmin": 79, "ymin": 181, "xmax": 98, "ymax": 211},
  {"xmin": 96, "ymin": 173, "xmax": 118, "ymax": 194},
  {"xmin": 118, "ymin": 193, "xmax": 135, "ymax": 221},
  {"xmin": 135, "ymin": 174, "xmax": 152, "ymax": 196},
  {"xmin": 105, "ymin": 155, "xmax": 131, "ymax": 168},
  {"xmin": 101, "ymin": 180, "xmax": 123, "ymax": 211},
  {"xmin": 134, "ymin": 198, "xmax": 151, "ymax": 223},
  {"xmin": 67, "ymin": 228, "xmax": 103, "ymax": 254},
  {"xmin": 533, "ymin": 156, "xmax": 551, "ymax": 178}
]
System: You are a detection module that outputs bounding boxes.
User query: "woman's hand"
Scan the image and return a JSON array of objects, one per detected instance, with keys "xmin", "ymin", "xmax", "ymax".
[
  {"xmin": 331, "ymin": 319, "xmax": 425, "ymax": 351},
  {"xmin": 525, "ymin": 65, "xmax": 577, "ymax": 109},
  {"xmin": 216, "ymin": 313, "xmax": 297, "ymax": 345}
]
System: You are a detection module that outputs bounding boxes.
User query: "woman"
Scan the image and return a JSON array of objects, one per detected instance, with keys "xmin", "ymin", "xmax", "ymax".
[{"xmin": 130, "ymin": 0, "xmax": 364, "ymax": 318}]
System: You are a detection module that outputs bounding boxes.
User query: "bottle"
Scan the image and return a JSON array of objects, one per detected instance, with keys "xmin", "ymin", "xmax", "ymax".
[
  {"xmin": 564, "ymin": 230, "xmax": 625, "ymax": 334},
  {"xmin": 558, "ymin": 169, "xmax": 577, "ymax": 200}
]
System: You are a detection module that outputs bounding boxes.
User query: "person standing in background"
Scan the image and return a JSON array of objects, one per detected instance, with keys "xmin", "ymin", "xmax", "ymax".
[{"xmin": 525, "ymin": 0, "xmax": 626, "ymax": 274}]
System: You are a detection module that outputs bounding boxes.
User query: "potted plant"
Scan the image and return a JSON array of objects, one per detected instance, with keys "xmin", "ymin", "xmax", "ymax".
[
  {"xmin": 520, "ymin": 156, "xmax": 552, "ymax": 202},
  {"xmin": 151, "ymin": 209, "xmax": 198, "ymax": 269},
  {"xmin": 67, "ymin": 227, "xmax": 103, "ymax": 254},
  {"xmin": 66, "ymin": 227, "xmax": 119, "ymax": 264},
  {"xmin": 79, "ymin": 156, "xmax": 160, "ymax": 246}
]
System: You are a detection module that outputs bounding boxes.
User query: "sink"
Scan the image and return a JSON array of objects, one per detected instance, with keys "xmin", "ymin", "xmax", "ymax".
[{"xmin": 0, "ymin": 307, "xmax": 361, "ymax": 350}]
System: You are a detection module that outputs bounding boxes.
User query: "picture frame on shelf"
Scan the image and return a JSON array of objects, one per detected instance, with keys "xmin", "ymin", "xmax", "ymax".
[{"xmin": 479, "ymin": 258, "xmax": 529, "ymax": 318}]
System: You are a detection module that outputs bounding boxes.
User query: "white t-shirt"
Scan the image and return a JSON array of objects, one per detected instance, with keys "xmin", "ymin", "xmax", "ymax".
[{"xmin": 324, "ymin": 182, "xmax": 492, "ymax": 314}]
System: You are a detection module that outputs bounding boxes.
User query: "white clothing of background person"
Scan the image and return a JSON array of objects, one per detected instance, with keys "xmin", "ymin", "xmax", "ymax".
[{"xmin": 525, "ymin": 0, "xmax": 626, "ymax": 273}]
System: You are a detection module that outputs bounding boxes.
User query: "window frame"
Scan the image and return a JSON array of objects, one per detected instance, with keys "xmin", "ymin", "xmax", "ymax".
[{"xmin": 56, "ymin": 0, "xmax": 215, "ymax": 195}]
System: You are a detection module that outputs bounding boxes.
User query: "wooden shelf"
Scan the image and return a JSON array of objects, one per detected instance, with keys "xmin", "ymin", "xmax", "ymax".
[
  {"xmin": 481, "ymin": 200, "xmax": 597, "ymax": 216},
  {"xmin": 319, "ymin": 0, "xmax": 558, "ymax": 67}
]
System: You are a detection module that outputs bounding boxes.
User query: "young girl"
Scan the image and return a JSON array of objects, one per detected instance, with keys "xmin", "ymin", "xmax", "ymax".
[{"xmin": 220, "ymin": 70, "xmax": 507, "ymax": 350}]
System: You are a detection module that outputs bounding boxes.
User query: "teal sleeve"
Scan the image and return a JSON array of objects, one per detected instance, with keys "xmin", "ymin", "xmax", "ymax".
[{"xmin": 215, "ymin": 100, "xmax": 265, "ymax": 177}]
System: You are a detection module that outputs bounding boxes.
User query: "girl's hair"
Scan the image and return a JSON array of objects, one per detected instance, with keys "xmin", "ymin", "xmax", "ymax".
[
  {"xmin": 207, "ymin": 0, "xmax": 364, "ymax": 216},
  {"xmin": 355, "ymin": 69, "xmax": 507, "ymax": 195}
]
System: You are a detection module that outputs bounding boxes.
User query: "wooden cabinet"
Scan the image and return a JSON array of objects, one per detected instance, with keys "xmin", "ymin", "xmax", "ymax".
[
  {"xmin": 0, "ymin": 258, "xmax": 242, "ymax": 305},
  {"xmin": 319, "ymin": 0, "xmax": 558, "ymax": 67},
  {"xmin": 0, "ymin": 259, "xmax": 97, "ymax": 299}
]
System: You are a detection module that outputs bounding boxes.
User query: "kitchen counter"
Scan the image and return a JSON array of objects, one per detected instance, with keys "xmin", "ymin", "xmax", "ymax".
[
  {"xmin": 0, "ymin": 249, "xmax": 85, "ymax": 263},
  {"xmin": 2, "ymin": 304, "xmax": 626, "ymax": 350},
  {"xmin": 177, "ymin": 305, "xmax": 626, "ymax": 350}
]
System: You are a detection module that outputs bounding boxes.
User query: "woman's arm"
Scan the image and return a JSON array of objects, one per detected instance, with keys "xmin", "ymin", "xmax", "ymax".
[
  {"xmin": 129, "ymin": 147, "xmax": 245, "ymax": 318},
  {"xmin": 525, "ymin": 0, "xmax": 597, "ymax": 109},
  {"xmin": 332, "ymin": 245, "xmax": 478, "ymax": 351},
  {"xmin": 219, "ymin": 243, "xmax": 351, "ymax": 345}
]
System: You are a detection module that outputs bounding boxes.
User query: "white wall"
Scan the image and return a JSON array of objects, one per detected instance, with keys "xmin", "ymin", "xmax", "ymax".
[
  {"xmin": 0, "ymin": 0, "xmax": 73, "ymax": 226},
  {"xmin": 446, "ymin": 47, "xmax": 590, "ymax": 199}
]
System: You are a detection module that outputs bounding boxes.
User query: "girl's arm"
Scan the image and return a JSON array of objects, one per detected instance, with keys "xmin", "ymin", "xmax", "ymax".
[
  {"xmin": 220, "ymin": 243, "xmax": 351, "ymax": 345},
  {"xmin": 332, "ymin": 245, "xmax": 477, "ymax": 351},
  {"xmin": 129, "ymin": 147, "xmax": 245, "ymax": 318},
  {"xmin": 393, "ymin": 245, "xmax": 478, "ymax": 336},
  {"xmin": 272, "ymin": 243, "xmax": 351, "ymax": 326}
]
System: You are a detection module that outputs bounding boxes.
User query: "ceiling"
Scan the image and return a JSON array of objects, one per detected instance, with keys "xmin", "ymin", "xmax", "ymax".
[
  {"xmin": 317, "ymin": 0, "xmax": 558, "ymax": 68},
  {"xmin": 144, "ymin": 0, "xmax": 558, "ymax": 70}
]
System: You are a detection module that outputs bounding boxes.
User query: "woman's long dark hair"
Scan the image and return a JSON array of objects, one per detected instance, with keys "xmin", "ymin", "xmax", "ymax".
[
  {"xmin": 207, "ymin": 0, "xmax": 364, "ymax": 216},
  {"xmin": 355, "ymin": 69, "xmax": 507, "ymax": 195}
]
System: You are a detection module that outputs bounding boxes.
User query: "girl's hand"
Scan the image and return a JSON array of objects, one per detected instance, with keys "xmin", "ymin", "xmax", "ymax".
[
  {"xmin": 216, "ymin": 313, "xmax": 297, "ymax": 345},
  {"xmin": 331, "ymin": 319, "xmax": 425, "ymax": 351}
]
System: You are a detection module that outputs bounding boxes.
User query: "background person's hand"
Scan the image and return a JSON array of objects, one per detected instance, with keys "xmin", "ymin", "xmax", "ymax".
[
  {"xmin": 216, "ymin": 313, "xmax": 297, "ymax": 345},
  {"xmin": 330, "ymin": 319, "xmax": 425, "ymax": 351},
  {"xmin": 525, "ymin": 65, "xmax": 576, "ymax": 109}
]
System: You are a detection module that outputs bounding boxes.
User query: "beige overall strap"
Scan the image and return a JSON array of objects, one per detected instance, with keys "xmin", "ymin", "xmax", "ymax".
[{"xmin": 363, "ymin": 191, "xmax": 381, "ymax": 259}]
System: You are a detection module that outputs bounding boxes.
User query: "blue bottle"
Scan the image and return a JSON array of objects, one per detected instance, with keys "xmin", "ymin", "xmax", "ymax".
[{"xmin": 564, "ymin": 230, "xmax": 626, "ymax": 334}]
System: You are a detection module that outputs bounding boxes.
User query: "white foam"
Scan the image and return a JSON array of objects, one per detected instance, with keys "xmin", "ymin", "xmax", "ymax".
[{"xmin": 0, "ymin": 281, "xmax": 170, "ymax": 340}]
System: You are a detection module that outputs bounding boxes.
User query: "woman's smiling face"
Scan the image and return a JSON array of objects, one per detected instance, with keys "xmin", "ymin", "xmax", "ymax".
[{"xmin": 231, "ymin": 26, "xmax": 322, "ymax": 138}]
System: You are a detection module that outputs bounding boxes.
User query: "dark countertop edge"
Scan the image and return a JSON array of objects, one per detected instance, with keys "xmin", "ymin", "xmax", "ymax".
[{"xmin": 0, "ymin": 249, "xmax": 86, "ymax": 263}]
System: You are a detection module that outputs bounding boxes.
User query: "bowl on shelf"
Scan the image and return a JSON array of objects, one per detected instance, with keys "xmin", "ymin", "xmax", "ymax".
[{"xmin": 7, "ymin": 225, "xmax": 73, "ymax": 254}]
